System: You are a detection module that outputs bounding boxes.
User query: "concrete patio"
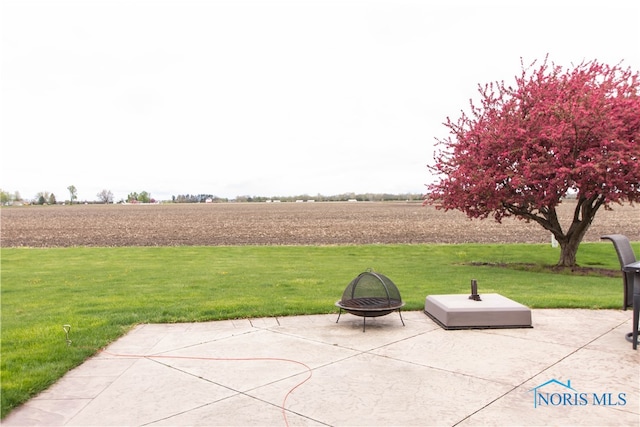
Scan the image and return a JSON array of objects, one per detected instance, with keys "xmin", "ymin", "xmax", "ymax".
[{"xmin": 3, "ymin": 309, "xmax": 639, "ymax": 426}]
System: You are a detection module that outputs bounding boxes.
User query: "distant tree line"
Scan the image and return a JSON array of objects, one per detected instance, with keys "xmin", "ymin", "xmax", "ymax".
[
  {"xmin": 170, "ymin": 192, "xmax": 424, "ymax": 203},
  {"xmin": 1, "ymin": 187, "xmax": 424, "ymax": 206},
  {"xmin": 2, "ymin": 185, "xmax": 88, "ymax": 205},
  {"xmin": 171, "ymin": 194, "xmax": 226, "ymax": 203},
  {"xmin": 1, "ymin": 189, "xmax": 57, "ymax": 205},
  {"xmin": 0, "ymin": 189, "xmax": 22, "ymax": 204},
  {"xmin": 126, "ymin": 191, "xmax": 154, "ymax": 204}
]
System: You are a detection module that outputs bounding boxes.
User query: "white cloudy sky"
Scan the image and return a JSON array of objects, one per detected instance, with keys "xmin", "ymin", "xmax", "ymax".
[{"xmin": 2, "ymin": 0, "xmax": 639, "ymax": 201}]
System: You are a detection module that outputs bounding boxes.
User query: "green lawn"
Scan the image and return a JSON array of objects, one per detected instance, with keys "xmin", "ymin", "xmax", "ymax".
[{"xmin": 1, "ymin": 242, "xmax": 636, "ymax": 417}]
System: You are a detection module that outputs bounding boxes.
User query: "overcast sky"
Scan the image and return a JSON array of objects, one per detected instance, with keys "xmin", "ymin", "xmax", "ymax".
[{"xmin": 2, "ymin": 0, "xmax": 639, "ymax": 201}]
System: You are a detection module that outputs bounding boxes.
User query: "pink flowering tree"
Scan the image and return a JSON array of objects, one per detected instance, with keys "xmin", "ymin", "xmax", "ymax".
[{"xmin": 426, "ymin": 59, "xmax": 640, "ymax": 266}]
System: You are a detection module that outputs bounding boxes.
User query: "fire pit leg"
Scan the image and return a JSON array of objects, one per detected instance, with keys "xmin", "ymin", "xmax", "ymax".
[
  {"xmin": 336, "ymin": 309, "xmax": 343, "ymax": 323},
  {"xmin": 362, "ymin": 317, "xmax": 366, "ymax": 332},
  {"xmin": 398, "ymin": 309, "xmax": 405, "ymax": 326}
]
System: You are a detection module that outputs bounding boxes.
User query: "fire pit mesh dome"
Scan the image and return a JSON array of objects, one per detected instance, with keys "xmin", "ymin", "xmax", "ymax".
[
  {"xmin": 335, "ymin": 270, "xmax": 405, "ymax": 331},
  {"xmin": 340, "ymin": 271, "xmax": 402, "ymax": 308}
]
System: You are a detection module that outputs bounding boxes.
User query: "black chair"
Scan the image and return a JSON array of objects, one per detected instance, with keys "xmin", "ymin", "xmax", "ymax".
[
  {"xmin": 601, "ymin": 234, "xmax": 639, "ymax": 349},
  {"xmin": 601, "ymin": 234, "xmax": 636, "ymax": 310}
]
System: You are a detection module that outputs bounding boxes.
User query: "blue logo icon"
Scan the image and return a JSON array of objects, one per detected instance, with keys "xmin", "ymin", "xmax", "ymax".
[{"xmin": 529, "ymin": 379, "xmax": 626, "ymax": 408}]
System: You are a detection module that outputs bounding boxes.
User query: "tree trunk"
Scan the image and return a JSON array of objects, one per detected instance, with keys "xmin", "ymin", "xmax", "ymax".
[
  {"xmin": 504, "ymin": 195, "xmax": 606, "ymax": 267},
  {"xmin": 557, "ymin": 235, "xmax": 580, "ymax": 267},
  {"xmin": 551, "ymin": 195, "xmax": 606, "ymax": 267}
]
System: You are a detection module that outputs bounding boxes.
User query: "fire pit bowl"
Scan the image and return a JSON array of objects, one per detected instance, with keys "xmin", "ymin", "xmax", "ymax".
[{"xmin": 335, "ymin": 270, "xmax": 405, "ymax": 331}]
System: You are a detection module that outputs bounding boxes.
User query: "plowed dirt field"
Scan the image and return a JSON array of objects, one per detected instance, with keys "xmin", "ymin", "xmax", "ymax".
[{"xmin": 1, "ymin": 201, "xmax": 637, "ymax": 247}]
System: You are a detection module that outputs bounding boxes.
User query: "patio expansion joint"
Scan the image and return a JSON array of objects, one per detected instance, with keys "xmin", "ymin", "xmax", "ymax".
[
  {"xmin": 123, "ymin": 357, "xmax": 284, "ymax": 426},
  {"xmin": 476, "ymin": 315, "xmax": 633, "ymax": 348},
  {"xmin": 137, "ymin": 390, "xmax": 309, "ymax": 427},
  {"xmin": 249, "ymin": 317, "xmax": 281, "ymax": 327},
  {"xmin": 126, "ymin": 328, "xmax": 262, "ymax": 357},
  {"xmin": 131, "ymin": 350, "xmax": 328, "ymax": 427},
  {"xmin": 137, "ymin": 388, "xmax": 313, "ymax": 427},
  {"xmin": 450, "ymin": 319, "xmax": 631, "ymax": 426},
  {"xmin": 138, "ymin": 353, "xmax": 312, "ymax": 396}
]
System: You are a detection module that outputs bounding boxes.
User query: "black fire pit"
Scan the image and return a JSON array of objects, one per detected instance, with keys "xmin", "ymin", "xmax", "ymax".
[{"xmin": 335, "ymin": 270, "xmax": 405, "ymax": 332}]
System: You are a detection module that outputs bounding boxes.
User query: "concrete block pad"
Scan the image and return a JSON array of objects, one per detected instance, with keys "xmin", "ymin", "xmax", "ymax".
[{"xmin": 424, "ymin": 293, "xmax": 532, "ymax": 330}]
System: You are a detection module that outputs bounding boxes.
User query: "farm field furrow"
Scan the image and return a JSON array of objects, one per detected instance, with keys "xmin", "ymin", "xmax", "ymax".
[{"xmin": 1, "ymin": 201, "xmax": 638, "ymax": 248}]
